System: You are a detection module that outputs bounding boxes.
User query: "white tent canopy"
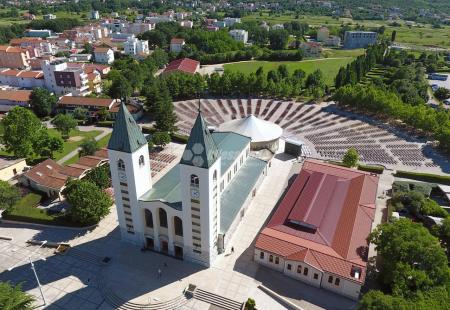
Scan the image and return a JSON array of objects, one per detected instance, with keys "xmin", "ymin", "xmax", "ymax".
[{"xmin": 218, "ymin": 115, "xmax": 283, "ymax": 143}]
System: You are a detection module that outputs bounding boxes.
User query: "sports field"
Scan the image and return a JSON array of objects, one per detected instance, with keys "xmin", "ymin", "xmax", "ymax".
[{"xmin": 223, "ymin": 58, "xmax": 354, "ymax": 85}]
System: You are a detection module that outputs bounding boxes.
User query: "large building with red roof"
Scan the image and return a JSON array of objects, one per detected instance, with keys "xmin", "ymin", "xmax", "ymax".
[{"xmin": 254, "ymin": 160, "xmax": 379, "ymax": 300}]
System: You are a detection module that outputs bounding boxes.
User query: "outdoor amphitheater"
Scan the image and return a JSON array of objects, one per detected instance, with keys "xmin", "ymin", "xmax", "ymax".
[{"xmin": 174, "ymin": 98, "xmax": 449, "ymax": 173}]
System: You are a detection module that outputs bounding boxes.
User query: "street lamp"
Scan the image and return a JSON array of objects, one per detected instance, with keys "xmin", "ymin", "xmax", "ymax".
[{"xmin": 8, "ymin": 240, "xmax": 48, "ymax": 306}]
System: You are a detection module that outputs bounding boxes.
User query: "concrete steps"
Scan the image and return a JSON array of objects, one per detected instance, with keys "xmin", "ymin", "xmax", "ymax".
[
  {"xmin": 66, "ymin": 248, "xmax": 107, "ymax": 266},
  {"xmin": 100, "ymin": 282, "xmax": 189, "ymax": 310},
  {"xmin": 193, "ymin": 288, "xmax": 243, "ymax": 310}
]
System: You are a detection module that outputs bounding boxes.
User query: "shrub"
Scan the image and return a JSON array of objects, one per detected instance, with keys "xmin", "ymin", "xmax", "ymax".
[
  {"xmin": 342, "ymin": 147, "xmax": 359, "ymax": 167},
  {"xmin": 357, "ymin": 164, "xmax": 384, "ymax": 174},
  {"xmin": 245, "ymin": 298, "xmax": 256, "ymax": 310},
  {"xmin": 96, "ymin": 121, "xmax": 114, "ymax": 127},
  {"xmin": 420, "ymin": 198, "xmax": 448, "ymax": 217},
  {"xmin": 394, "ymin": 171, "xmax": 450, "ymax": 185}
]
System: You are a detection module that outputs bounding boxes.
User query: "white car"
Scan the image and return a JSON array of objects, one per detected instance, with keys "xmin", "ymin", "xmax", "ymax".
[
  {"xmin": 431, "ymin": 84, "xmax": 439, "ymax": 91},
  {"xmin": 444, "ymin": 99, "xmax": 450, "ymax": 105}
]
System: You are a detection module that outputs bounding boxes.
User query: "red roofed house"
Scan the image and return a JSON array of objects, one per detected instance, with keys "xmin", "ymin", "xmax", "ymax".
[
  {"xmin": 300, "ymin": 42, "xmax": 323, "ymax": 57},
  {"xmin": 0, "ymin": 89, "xmax": 32, "ymax": 112},
  {"xmin": 0, "ymin": 45, "xmax": 31, "ymax": 69},
  {"xmin": 162, "ymin": 58, "xmax": 200, "ymax": 75},
  {"xmin": 254, "ymin": 160, "xmax": 379, "ymax": 300}
]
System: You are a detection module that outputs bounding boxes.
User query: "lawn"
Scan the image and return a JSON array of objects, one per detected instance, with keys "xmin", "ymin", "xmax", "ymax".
[
  {"xmin": 3, "ymin": 192, "xmax": 83, "ymax": 226},
  {"xmin": 0, "ymin": 128, "xmax": 102, "ymax": 161},
  {"xmin": 64, "ymin": 132, "xmax": 111, "ymax": 165},
  {"xmin": 223, "ymin": 58, "xmax": 355, "ymax": 85}
]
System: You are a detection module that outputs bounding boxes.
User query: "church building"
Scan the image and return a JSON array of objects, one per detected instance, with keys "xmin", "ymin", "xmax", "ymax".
[{"xmin": 107, "ymin": 104, "xmax": 268, "ymax": 266}]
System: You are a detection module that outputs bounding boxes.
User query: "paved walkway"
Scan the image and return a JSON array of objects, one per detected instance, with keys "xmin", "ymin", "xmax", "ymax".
[{"xmin": 57, "ymin": 126, "xmax": 112, "ymax": 164}]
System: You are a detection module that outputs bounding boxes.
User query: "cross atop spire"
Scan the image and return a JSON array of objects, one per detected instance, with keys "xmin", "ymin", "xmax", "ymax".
[{"xmin": 197, "ymin": 98, "xmax": 202, "ymax": 113}]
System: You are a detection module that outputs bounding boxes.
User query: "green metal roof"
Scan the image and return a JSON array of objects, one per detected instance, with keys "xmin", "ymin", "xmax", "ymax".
[
  {"xmin": 220, "ymin": 156, "xmax": 267, "ymax": 234},
  {"xmin": 108, "ymin": 103, "xmax": 147, "ymax": 153},
  {"xmin": 180, "ymin": 112, "xmax": 220, "ymax": 169},
  {"xmin": 211, "ymin": 132, "xmax": 250, "ymax": 175},
  {"xmin": 139, "ymin": 164, "xmax": 182, "ymax": 210}
]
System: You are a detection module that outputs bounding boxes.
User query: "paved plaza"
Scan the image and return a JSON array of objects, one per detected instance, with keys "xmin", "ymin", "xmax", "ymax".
[{"xmin": 174, "ymin": 99, "xmax": 450, "ymax": 174}]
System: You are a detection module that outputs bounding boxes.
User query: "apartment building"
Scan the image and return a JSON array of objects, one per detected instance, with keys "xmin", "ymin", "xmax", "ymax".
[
  {"xmin": 124, "ymin": 37, "xmax": 150, "ymax": 56},
  {"xmin": 229, "ymin": 29, "xmax": 248, "ymax": 43},
  {"xmin": 42, "ymin": 60, "xmax": 90, "ymax": 96}
]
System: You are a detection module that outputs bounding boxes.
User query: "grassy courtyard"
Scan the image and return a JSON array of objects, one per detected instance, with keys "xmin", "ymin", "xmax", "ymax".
[
  {"xmin": 64, "ymin": 132, "xmax": 111, "ymax": 165},
  {"xmin": 223, "ymin": 58, "xmax": 354, "ymax": 85}
]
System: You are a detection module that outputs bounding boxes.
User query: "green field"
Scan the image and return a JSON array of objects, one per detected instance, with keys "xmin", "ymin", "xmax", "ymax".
[
  {"xmin": 223, "ymin": 58, "xmax": 354, "ymax": 85},
  {"xmin": 242, "ymin": 12, "xmax": 450, "ymax": 48}
]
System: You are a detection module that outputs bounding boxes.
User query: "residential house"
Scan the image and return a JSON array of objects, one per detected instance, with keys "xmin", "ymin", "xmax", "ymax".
[
  {"xmin": 0, "ymin": 69, "xmax": 45, "ymax": 89},
  {"xmin": 162, "ymin": 58, "xmax": 200, "ymax": 75},
  {"xmin": 43, "ymin": 14, "xmax": 56, "ymax": 20},
  {"xmin": 0, "ymin": 157, "xmax": 27, "ymax": 181},
  {"xmin": 254, "ymin": 160, "xmax": 379, "ymax": 300},
  {"xmin": 317, "ymin": 26, "xmax": 330, "ymax": 42},
  {"xmin": 180, "ymin": 20, "xmax": 193, "ymax": 28},
  {"xmin": 25, "ymin": 29, "xmax": 53, "ymax": 38},
  {"xmin": 91, "ymin": 10, "xmax": 100, "ymax": 20},
  {"xmin": 229, "ymin": 29, "xmax": 248, "ymax": 43},
  {"xmin": 300, "ymin": 42, "xmax": 323, "ymax": 57},
  {"xmin": 272, "ymin": 24, "xmax": 284, "ymax": 30},
  {"xmin": 324, "ymin": 36, "xmax": 341, "ymax": 47},
  {"xmin": 57, "ymin": 96, "xmax": 117, "ymax": 118},
  {"xmin": 124, "ymin": 37, "xmax": 149, "ymax": 56},
  {"xmin": 170, "ymin": 38, "xmax": 185, "ymax": 53},
  {"xmin": 0, "ymin": 89, "xmax": 32, "ymax": 112},
  {"xmin": 94, "ymin": 47, "xmax": 115, "ymax": 64}
]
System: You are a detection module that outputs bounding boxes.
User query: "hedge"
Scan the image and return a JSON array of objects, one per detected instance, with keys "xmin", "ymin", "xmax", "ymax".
[
  {"xmin": 96, "ymin": 121, "xmax": 114, "ymax": 127},
  {"xmin": 394, "ymin": 170, "xmax": 450, "ymax": 185},
  {"xmin": 142, "ymin": 126, "xmax": 189, "ymax": 144},
  {"xmin": 357, "ymin": 164, "xmax": 385, "ymax": 174}
]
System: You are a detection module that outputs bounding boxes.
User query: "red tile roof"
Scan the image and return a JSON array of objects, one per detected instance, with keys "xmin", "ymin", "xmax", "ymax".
[
  {"xmin": 170, "ymin": 37, "xmax": 185, "ymax": 44},
  {"xmin": 94, "ymin": 148, "xmax": 108, "ymax": 159},
  {"xmin": 23, "ymin": 159, "xmax": 68, "ymax": 190},
  {"xmin": 58, "ymin": 96, "xmax": 115, "ymax": 108},
  {"xmin": 162, "ymin": 58, "xmax": 199, "ymax": 75},
  {"xmin": 0, "ymin": 89, "xmax": 32, "ymax": 102},
  {"xmin": 255, "ymin": 160, "xmax": 379, "ymax": 283}
]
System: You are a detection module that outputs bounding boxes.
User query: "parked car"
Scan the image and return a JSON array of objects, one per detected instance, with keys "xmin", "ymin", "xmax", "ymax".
[{"xmin": 431, "ymin": 84, "xmax": 439, "ymax": 91}]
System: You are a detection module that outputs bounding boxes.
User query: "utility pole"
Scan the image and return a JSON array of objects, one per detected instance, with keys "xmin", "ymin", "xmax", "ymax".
[{"xmin": 8, "ymin": 240, "xmax": 48, "ymax": 306}]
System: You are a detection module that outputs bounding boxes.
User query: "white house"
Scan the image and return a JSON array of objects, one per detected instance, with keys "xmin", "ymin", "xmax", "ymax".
[
  {"xmin": 124, "ymin": 37, "xmax": 149, "ymax": 56},
  {"xmin": 170, "ymin": 38, "xmax": 185, "ymax": 53},
  {"xmin": 91, "ymin": 10, "xmax": 100, "ymax": 20},
  {"xmin": 107, "ymin": 105, "xmax": 268, "ymax": 266},
  {"xmin": 229, "ymin": 29, "xmax": 248, "ymax": 44},
  {"xmin": 94, "ymin": 47, "xmax": 115, "ymax": 64}
]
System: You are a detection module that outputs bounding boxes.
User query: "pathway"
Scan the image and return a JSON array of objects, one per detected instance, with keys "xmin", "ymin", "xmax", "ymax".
[{"xmin": 57, "ymin": 126, "xmax": 112, "ymax": 164}]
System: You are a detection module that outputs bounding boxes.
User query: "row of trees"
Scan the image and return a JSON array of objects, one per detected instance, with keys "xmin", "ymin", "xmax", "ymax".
[
  {"xmin": 333, "ymin": 84, "xmax": 450, "ymax": 153},
  {"xmin": 150, "ymin": 65, "xmax": 327, "ymax": 101}
]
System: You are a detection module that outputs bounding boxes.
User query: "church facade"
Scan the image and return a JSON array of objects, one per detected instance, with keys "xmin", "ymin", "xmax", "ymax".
[{"xmin": 107, "ymin": 104, "xmax": 268, "ymax": 266}]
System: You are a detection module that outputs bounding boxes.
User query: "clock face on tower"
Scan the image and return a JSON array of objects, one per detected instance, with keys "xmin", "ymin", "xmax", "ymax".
[
  {"xmin": 190, "ymin": 188, "xmax": 200, "ymax": 199},
  {"xmin": 118, "ymin": 171, "xmax": 127, "ymax": 181}
]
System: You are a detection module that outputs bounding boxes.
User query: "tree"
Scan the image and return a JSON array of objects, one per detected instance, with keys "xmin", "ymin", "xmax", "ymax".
[
  {"xmin": 79, "ymin": 138, "xmax": 99, "ymax": 157},
  {"xmin": 73, "ymin": 107, "xmax": 88, "ymax": 121},
  {"xmin": 368, "ymin": 219, "xmax": 449, "ymax": 296},
  {"xmin": 52, "ymin": 113, "xmax": 77, "ymax": 140},
  {"xmin": 0, "ymin": 281, "xmax": 34, "ymax": 310},
  {"xmin": 342, "ymin": 147, "xmax": 359, "ymax": 167},
  {"xmin": 434, "ymin": 87, "xmax": 450, "ymax": 100},
  {"xmin": 245, "ymin": 298, "xmax": 256, "ymax": 310},
  {"xmin": 63, "ymin": 180, "xmax": 112, "ymax": 225},
  {"xmin": 97, "ymin": 107, "xmax": 110, "ymax": 121},
  {"xmin": 438, "ymin": 217, "xmax": 450, "ymax": 255},
  {"xmin": 30, "ymin": 87, "xmax": 57, "ymax": 118},
  {"xmin": 268, "ymin": 29, "xmax": 289, "ymax": 50},
  {"xmin": 85, "ymin": 165, "xmax": 110, "ymax": 189},
  {"xmin": 391, "ymin": 30, "xmax": 397, "ymax": 42},
  {"xmin": 154, "ymin": 88, "xmax": 177, "ymax": 132},
  {"xmin": 0, "ymin": 181, "xmax": 20, "ymax": 210},
  {"xmin": 109, "ymin": 75, "xmax": 133, "ymax": 100},
  {"xmin": 2, "ymin": 107, "xmax": 44, "ymax": 158},
  {"xmin": 152, "ymin": 132, "xmax": 171, "ymax": 148},
  {"xmin": 34, "ymin": 130, "xmax": 63, "ymax": 158}
]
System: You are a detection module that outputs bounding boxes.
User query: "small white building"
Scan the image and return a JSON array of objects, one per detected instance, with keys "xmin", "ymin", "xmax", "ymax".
[
  {"xmin": 124, "ymin": 37, "xmax": 149, "ymax": 56},
  {"xmin": 94, "ymin": 47, "xmax": 115, "ymax": 64},
  {"xmin": 91, "ymin": 10, "xmax": 100, "ymax": 20},
  {"xmin": 272, "ymin": 24, "xmax": 284, "ymax": 30},
  {"xmin": 43, "ymin": 14, "xmax": 56, "ymax": 20},
  {"xmin": 229, "ymin": 29, "xmax": 248, "ymax": 44},
  {"xmin": 170, "ymin": 38, "xmax": 186, "ymax": 53},
  {"xmin": 223, "ymin": 17, "xmax": 241, "ymax": 27},
  {"xmin": 180, "ymin": 20, "xmax": 193, "ymax": 28},
  {"xmin": 0, "ymin": 157, "xmax": 27, "ymax": 181},
  {"xmin": 317, "ymin": 26, "xmax": 330, "ymax": 42}
]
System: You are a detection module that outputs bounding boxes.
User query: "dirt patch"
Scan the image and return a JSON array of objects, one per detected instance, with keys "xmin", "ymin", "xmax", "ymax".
[{"xmin": 68, "ymin": 136, "xmax": 83, "ymax": 142}]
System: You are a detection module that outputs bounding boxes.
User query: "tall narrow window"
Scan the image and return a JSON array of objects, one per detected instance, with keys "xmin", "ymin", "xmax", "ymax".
[
  {"xmin": 118, "ymin": 159, "xmax": 125, "ymax": 171},
  {"xmin": 139, "ymin": 155, "xmax": 145, "ymax": 166},
  {"xmin": 190, "ymin": 174, "xmax": 199, "ymax": 187},
  {"xmin": 144, "ymin": 209, "xmax": 153, "ymax": 228},
  {"xmin": 174, "ymin": 216, "xmax": 183, "ymax": 236},
  {"xmin": 213, "ymin": 170, "xmax": 217, "ymax": 185},
  {"xmin": 159, "ymin": 208, "xmax": 168, "ymax": 228}
]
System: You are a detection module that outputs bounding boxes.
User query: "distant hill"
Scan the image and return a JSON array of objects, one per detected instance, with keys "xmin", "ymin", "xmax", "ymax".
[{"xmin": 333, "ymin": 0, "xmax": 450, "ymax": 13}]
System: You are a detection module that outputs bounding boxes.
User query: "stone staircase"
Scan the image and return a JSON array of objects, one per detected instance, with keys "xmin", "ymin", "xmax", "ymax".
[
  {"xmin": 193, "ymin": 288, "xmax": 243, "ymax": 310},
  {"xmin": 66, "ymin": 248, "xmax": 108, "ymax": 267},
  {"xmin": 100, "ymin": 282, "xmax": 190, "ymax": 310}
]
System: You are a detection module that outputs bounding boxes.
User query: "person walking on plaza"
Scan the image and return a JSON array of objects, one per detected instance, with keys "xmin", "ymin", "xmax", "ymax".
[{"xmin": 157, "ymin": 268, "xmax": 162, "ymax": 279}]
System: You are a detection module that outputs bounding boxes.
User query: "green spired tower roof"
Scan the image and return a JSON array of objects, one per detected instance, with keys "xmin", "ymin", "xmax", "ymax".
[
  {"xmin": 108, "ymin": 103, "xmax": 147, "ymax": 153},
  {"xmin": 180, "ymin": 110, "xmax": 220, "ymax": 169}
]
